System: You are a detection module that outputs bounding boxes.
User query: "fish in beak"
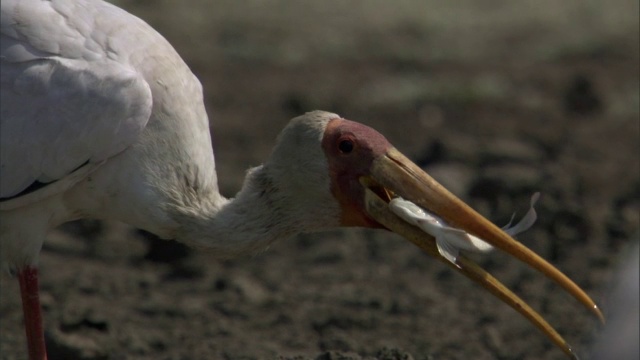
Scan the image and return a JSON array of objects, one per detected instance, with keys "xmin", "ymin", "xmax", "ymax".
[{"xmin": 360, "ymin": 147, "xmax": 604, "ymax": 359}]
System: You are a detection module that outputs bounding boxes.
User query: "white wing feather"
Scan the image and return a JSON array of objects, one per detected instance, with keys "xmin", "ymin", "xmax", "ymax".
[{"xmin": 0, "ymin": 0, "xmax": 152, "ymax": 198}]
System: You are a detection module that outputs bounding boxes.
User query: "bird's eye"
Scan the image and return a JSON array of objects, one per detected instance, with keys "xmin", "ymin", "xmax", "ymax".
[{"xmin": 338, "ymin": 139, "xmax": 354, "ymax": 154}]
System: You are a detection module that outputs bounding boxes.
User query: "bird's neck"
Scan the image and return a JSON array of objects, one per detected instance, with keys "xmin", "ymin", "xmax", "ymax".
[{"xmin": 170, "ymin": 165, "xmax": 306, "ymax": 257}]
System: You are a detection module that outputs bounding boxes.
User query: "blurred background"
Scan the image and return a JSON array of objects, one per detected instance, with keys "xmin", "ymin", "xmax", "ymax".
[{"xmin": 1, "ymin": 1, "xmax": 638, "ymax": 359}]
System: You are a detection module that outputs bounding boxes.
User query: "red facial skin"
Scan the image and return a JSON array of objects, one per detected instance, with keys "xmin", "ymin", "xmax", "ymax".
[{"xmin": 321, "ymin": 118, "xmax": 392, "ymax": 228}]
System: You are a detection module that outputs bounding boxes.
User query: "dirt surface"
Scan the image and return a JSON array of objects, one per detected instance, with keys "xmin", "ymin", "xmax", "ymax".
[{"xmin": 1, "ymin": 1, "xmax": 639, "ymax": 359}]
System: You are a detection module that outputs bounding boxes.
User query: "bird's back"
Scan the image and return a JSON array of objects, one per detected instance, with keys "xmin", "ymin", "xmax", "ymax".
[
  {"xmin": 1, "ymin": 0, "xmax": 221, "ymax": 250},
  {"xmin": 1, "ymin": 0, "xmax": 218, "ymax": 214}
]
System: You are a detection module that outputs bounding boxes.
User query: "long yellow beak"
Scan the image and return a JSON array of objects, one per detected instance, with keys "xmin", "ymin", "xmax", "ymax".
[{"xmin": 362, "ymin": 147, "xmax": 603, "ymax": 359}]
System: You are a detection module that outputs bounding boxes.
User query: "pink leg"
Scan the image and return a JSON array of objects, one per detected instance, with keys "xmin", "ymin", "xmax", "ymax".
[{"xmin": 17, "ymin": 266, "xmax": 48, "ymax": 360}]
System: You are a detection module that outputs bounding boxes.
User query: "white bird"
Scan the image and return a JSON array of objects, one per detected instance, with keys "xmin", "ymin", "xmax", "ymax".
[{"xmin": 0, "ymin": 1, "xmax": 603, "ymax": 359}]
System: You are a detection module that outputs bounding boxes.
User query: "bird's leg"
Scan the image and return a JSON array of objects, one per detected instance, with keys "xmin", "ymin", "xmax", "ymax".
[{"xmin": 17, "ymin": 266, "xmax": 48, "ymax": 360}]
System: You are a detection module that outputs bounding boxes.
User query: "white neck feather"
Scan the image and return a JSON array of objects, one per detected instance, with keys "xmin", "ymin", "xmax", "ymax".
[
  {"xmin": 170, "ymin": 166, "xmax": 288, "ymax": 257},
  {"xmin": 171, "ymin": 165, "xmax": 340, "ymax": 258},
  {"xmin": 167, "ymin": 111, "xmax": 342, "ymax": 257}
]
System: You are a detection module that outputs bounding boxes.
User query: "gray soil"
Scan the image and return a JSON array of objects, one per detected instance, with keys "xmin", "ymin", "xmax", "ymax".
[{"xmin": 1, "ymin": 1, "xmax": 638, "ymax": 359}]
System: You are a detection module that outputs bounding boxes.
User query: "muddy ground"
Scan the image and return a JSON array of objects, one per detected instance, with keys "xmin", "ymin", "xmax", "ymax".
[{"xmin": 1, "ymin": 1, "xmax": 639, "ymax": 359}]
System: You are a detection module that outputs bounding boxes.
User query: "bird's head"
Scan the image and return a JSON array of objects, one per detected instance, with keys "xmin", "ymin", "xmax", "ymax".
[{"xmin": 267, "ymin": 110, "xmax": 601, "ymax": 359}]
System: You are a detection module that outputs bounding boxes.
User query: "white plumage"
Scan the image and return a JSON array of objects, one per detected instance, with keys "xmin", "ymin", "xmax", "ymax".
[
  {"xmin": 2, "ymin": 0, "xmax": 220, "ymax": 253},
  {"xmin": 1, "ymin": 0, "xmax": 153, "ymax": 198},
  {"xmin": 0, "ymin": 1, "xmax": 604, "ymax": 359}
]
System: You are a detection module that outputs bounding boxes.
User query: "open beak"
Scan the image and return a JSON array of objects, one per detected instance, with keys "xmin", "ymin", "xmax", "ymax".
[{"xmin": 360, "ymin": 147, "xmax": 603, "ymax": 359}]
